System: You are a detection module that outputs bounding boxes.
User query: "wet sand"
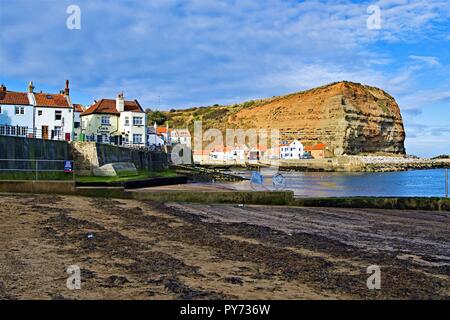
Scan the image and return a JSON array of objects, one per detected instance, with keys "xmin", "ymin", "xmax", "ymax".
[{"xmin": 0, "ymin": 194, "xmax": 448, "ymax": 299}]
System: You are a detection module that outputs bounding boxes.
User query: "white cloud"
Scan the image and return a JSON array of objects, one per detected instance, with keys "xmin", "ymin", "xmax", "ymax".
[
  {"xmin": 409, "ymin": 55, "xmax": 440, "ymax": 67},
  {"xmin": 0, "ymin": 0, "xmax": 448, "ymax": 111}
]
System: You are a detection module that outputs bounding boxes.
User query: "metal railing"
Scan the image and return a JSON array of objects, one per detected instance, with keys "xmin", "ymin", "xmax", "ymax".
[
  {"xmin": 0, "ymin": 159, "xmax": 75, "ymax": 181},
  {"xmin": 0, "ymin": 124, "xmax": 67, "ymax": 141}
]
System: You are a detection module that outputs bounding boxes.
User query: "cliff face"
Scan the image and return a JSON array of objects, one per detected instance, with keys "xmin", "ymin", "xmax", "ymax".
[{"xmin": 166, "ymin": 81, "xmax": 406, "ymax": 155}]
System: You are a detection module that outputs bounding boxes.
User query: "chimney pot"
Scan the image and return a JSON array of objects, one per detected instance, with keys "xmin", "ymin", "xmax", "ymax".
[
  {"xmin": 64, "ymin": 80, "xmax": 70, "ymax": 96},
  {"xmin": 116, "ymin": 92, "xmax": 125, "ymax": 113},
  {"xmin": 28, "ymin": 81, "xmax": 34, "ymax": 93}
]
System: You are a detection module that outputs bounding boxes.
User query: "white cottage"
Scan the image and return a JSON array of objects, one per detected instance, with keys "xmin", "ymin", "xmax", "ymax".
[
  {"xmin": 171, "ymin": 128, "xmax": 192, "ymax": 148},
  {"xmin": 0, "ymin": 81, "xmax": 74, "ymax": 141},
  {"xmin": 147, "ymin": 123, "xmax": 165, "ymax": 147},
  {"xmin": 279, "ymin": 140, "xmax": 304, "ymax": 159},
  {"xmin": 33, "ymin": 80, "xmax": 74, "ymax": 141},
  {"xmin": 0, "ymin": 84, "xmax": 34, "ymax": 138}
]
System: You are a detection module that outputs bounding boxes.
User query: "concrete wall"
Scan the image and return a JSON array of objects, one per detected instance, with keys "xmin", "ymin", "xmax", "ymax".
[
  {"xmin": 70, "ymin": 142, "xmax": 168, "ymax": 175},
  {"xmin": 0, "ymin": 135, "xmax": 71, "ymax": 164}
]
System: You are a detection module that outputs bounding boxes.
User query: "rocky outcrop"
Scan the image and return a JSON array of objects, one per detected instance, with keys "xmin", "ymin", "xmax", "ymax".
[
  {"xmin": 165, "ymin": 81, "xmax": 406, "ymax": 156},
  {"xmin": 232, "ymin": 81, "xmax": 406, "ymax": 155}
]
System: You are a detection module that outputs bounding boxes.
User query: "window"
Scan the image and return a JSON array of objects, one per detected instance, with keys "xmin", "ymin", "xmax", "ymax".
[
  {"xmin": 101, "ymin": 116, "xmax": 110, "ymax": 125},
  {"xmin": 54, "ymin": 126, "xmax": 62, "ymax": 139},
  {"xmin": 20, "ymin": 127, "xmax": 27, "ymax": 136},
  {"xmin": 38, "ymin": 110, "xmax": 43, "ymax": 116},
  {"xmin": 133, "ymin": 134, "xmax": 142, "ymax": 144},
  {"xmin": 55, "ymin": 110, "xmax": 62, "ymax": 120},
  {"xmin": 15, "ymin": 106, "xmax": 25, "ymax": 115},
  {"xmin": 74, "ymin": 122, "xmax": 80, "ymax": 129},
  {"xmin": 133, "ymin": 117, "xmax": 143, "ymax": 126},
  {"xmin": 124, "ymin": 117, "xmax": 130, "ymax": 126}
]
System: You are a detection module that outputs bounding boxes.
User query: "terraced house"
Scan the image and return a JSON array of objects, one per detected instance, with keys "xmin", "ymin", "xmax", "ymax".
[
  {"xmin": 0, "ymin": 84, "xmax": 34, "ymax": 137},
  {"xmin": 0, "ymin": 81, "xmax": 74, "ymax": 140},
  {"xmin": 33, "ymin": 81, "xmax": 74, "ymax": 141},
  {"xmin": 81, "ymin": 93, "xmax": 146, "ymax": 146}
]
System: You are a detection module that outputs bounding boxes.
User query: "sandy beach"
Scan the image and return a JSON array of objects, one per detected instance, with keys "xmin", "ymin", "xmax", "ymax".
[{"xmin": 0, "ymin": 194, "xmax": 448, "ymax": 299}]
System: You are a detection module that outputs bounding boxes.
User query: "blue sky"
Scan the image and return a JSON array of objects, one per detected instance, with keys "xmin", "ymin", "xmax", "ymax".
[{"xmin": 0, "ymin": 0, "xmax": 449, "ymax": 157}]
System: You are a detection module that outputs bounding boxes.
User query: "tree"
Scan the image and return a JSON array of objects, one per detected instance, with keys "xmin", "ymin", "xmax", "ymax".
[{"xmin": 147, "ymin": 110, "xmax": 167, "ymax": 125}]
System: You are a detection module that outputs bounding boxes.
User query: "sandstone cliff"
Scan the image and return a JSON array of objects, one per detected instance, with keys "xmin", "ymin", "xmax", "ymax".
[{"xmin": 164, "ymin": 81, "xmax": 406, "ymax": 155}]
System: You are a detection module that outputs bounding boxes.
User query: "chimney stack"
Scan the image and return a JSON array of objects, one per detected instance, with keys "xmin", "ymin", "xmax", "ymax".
[
  {"xmin": 116, "ymin": 91, "xmax": 125, "ymax": 113},
  {"xmin": 64, "ymin": 80, "xmax": 70, "ymax": 96},
  {"xmin": 0, "ymin": 84, "xmax": 6, "ymax": 92}
]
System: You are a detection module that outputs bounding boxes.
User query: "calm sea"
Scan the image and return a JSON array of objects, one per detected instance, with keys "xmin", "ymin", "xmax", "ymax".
[{"xmin": 223, "ymin": 169, "xmax": 449, "ymax": 198}]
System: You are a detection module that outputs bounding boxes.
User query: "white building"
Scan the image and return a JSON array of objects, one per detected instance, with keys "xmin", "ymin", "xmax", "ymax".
[
  {"xmin": 226, "ymin": 145, "xmax": 247, "ymax": 161},
  {"xmin": 33, "ymin": 81, "xmax": 74, "ymax": 141},
  {"xmin": 156, "ymin": 125, "xmax": 170, "ymax": 144},
  {"xmin": 170, "ymin": 128, "xmax": 191, "ymax": 148},
  {"xmin": 73, "ymin": 104, "xmax": 85, "ymax": 141},
  {"xmin": 209, "ymin": 147, "xmax": 226, "ymax": 161},
  {"xmin": 0, "ymin": 84, "xmax": 34, "ymax": 138},
  {"xmin": 0, "ymin": 81, "xmax": 74, "ymax": 141},
  {"xmin": 81, "ymin": 93, "xmax": 146, "ymax": 146},
  {"xmin": 279, "ymin": 140, "xmax": 304, "ymax": 159},
  {"xmin": 147, "ymin": 124, "xmax": 165, "ymax": 147}
]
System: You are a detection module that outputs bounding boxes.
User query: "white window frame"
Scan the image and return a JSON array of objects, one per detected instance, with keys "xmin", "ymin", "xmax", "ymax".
[
  {"xmin": 15, "ymin": 106, "xmax": 25, "ymax": 115},
  {"xmin": 133, "ymin": 116, "xmax": 143, "ymax": 126},
  {"xmin": 124, "ymin": 117, "xmax": 130, "ymax": 126},
  {"xmin": 133, "ymin": 134, "xmax": 142, "ymax": 144},
  {"xmin": 55, "ymin": 110, "xmax": 62, "ymax": 121},
  {"xmin": 101, "ymin": 116, "xmax": 110, "ymax": 125},
  {"xmin": 20, "ymin": 126, "xmax": 27, "ymax": 136}
]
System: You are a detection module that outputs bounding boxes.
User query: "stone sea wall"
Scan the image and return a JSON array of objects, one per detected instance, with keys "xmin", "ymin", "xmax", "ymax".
[{"xmin": 70, "ymin": 142, "xmax": 168, "ymax": 175}]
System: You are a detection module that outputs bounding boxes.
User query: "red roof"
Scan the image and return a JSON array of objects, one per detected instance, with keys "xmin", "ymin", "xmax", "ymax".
[
  {"xmin": 73, "ymin": 104, "xmax": 85, "ymax": 113},
  {"xmin": 81, "ymin": 99, "xmax": 143, "ymax": 116},
  {"xmin": 156, "ymin": 127, "xmax": 168, "ymax": 134},
  {"xmin": 34, "ymin": 93, "xmax": 70, "ymax": 108},
  {"xmin": 0, "ymin": 90, "xmax": 31, "ymax": 105},
  {"xmin": 305, "ymin": 143, "xmax": 326, "ymax": 151}
]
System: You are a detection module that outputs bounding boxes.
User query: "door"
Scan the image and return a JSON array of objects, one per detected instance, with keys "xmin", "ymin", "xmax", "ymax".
[{"xmin": 42, "ymin": 126, "xmax": 48, "ymax": 139}]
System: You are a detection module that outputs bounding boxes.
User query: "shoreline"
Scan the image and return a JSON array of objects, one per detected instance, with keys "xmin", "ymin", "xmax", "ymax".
[{"xmin": 195, "ymin": 156, "xmax": 450, "ymax": 173}]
